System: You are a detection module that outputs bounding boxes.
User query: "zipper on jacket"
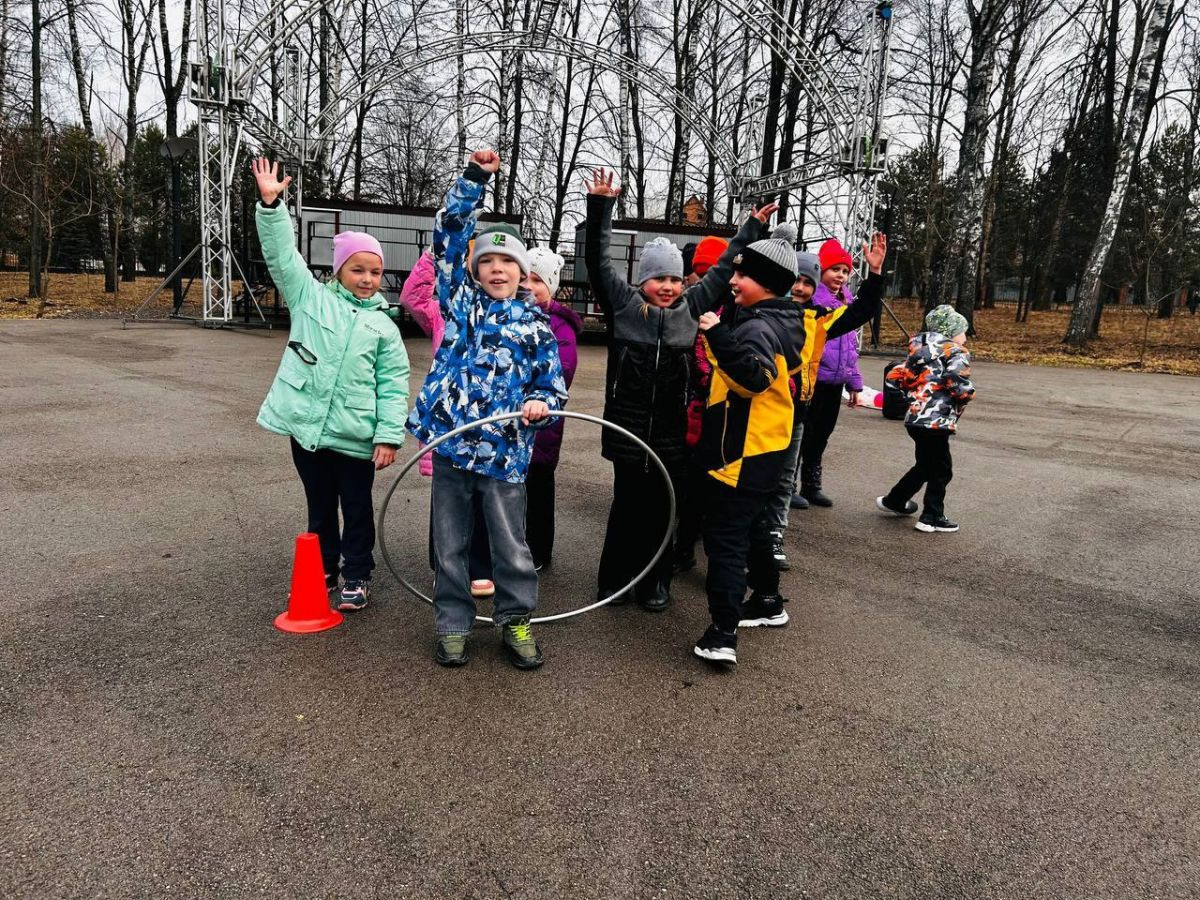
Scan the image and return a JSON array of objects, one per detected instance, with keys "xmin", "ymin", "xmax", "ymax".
[{"xmin": 644, "ymin": 310, "xmax": 664, "ymax": 473}]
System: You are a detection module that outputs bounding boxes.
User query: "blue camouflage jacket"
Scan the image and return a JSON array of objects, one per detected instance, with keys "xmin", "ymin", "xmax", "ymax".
[{"xmin": 406, "ymin": 167, "xmax": 567, "ymax": 483}]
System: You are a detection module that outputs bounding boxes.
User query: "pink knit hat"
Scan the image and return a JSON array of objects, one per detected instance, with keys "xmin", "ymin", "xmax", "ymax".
[{"xmin": 333, "ymin": 231, "xmax": 384, "ymax": 275}]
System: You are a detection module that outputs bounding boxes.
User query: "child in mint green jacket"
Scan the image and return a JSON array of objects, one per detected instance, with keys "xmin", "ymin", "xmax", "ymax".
[{"xmin": 251, "ymin": 158, "xmax": 410, "ymax": 611}]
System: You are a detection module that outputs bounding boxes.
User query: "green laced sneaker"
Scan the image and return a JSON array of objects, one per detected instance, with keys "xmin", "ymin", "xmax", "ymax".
[
  {"xmin": 435, "ymin": 633, "xmax": 469, "ymax": 668},
  {"xmin": 501, "ymin": 616, "xmax": 544, "ymax": 670}
]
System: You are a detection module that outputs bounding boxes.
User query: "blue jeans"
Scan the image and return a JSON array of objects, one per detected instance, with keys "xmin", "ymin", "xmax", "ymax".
[{"xmin": 430, "ymin": 452, "xmax": 537, "ymax": 634}]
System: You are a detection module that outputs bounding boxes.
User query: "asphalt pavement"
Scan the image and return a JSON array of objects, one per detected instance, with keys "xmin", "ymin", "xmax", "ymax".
[{"xmin": 1, "ymin": 319, "xmax": 1198, "ymax": 899}]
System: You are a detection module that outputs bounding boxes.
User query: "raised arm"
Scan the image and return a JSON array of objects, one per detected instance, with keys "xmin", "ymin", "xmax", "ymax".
[
  {"xmin": 583, "ymin": 168, "xmax": 639, "ymax": 316},
  {"xmin": 251, "ymin": 158, "xmax": 319, "ymax": 314},
  {"xmin": 433, "ymin": 149, "xmax": 499, "ymax": 313},
  {"xmin": 827, "ymin": 233, "xmax": 888, "ymax": 339},
  {"xmin": 684, "ymin": 202, "xmax": 777, "ymax": 316}
]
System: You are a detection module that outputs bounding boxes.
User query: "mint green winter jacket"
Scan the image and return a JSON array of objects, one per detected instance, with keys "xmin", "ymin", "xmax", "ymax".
[{"xmin": 255, "ymin": 201, "xmax": 410, "ymax": 459}]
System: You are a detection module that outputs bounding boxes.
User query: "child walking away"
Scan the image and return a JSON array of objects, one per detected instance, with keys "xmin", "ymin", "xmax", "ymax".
[
  {"xmin": 250, "ymin": 158, "xmax": 410, "ymax": 611},
  {"xmin": 407, "ymin": 149, "xmax": 567, "ymax": 669},
  {"xmin": 584, "ymin": 167, "xmax": 773, "ymax": 612},
  {"xmin": 525, "ymin": 248, "xmax": 582, "ymax": 570},
  {"xmin": 876, "ymin": 304, "xmax": 975, "ymax": 533},
  {"xmin": 797, "ymin": 238, "xmax": 863, "ymax": 508}
]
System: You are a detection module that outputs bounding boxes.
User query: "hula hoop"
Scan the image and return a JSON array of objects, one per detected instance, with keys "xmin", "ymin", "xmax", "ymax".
[{"xmin": 377, "ymin": 410, "xmax": 677, "ymax": 624}]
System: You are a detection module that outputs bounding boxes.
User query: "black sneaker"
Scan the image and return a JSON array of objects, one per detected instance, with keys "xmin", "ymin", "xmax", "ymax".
[
  {"xmin": 876, "ymin": 495, "xmax": 918, "ymax": 517},
  {"xmin": 770, "ymin": 530, "xmax": 790, "ymax": 571},
  {"xmin": 693, "ymin": 625, "xmax": 738, "ymax": 665},
  {"xmin": 789, "ymin": 493, "xmax": 810, "ymax": 510},
  {"xmin": 435, "ymin": 634, "xmax": 469, "ymax": 667},
  {"xmin": 739, "ymin": 593, "xmax": 789, "ymax": 628},
  {"xmin": 337, "ymin": 579, "xmax": 370, "ymax": 611},
  {"xmin": 915, "ymin": 514, "xmax": 960, "ymax": 533}
]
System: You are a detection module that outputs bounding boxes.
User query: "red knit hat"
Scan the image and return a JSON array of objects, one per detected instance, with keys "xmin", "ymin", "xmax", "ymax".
[
  {"xmin": 691, "ymin": 236, "xmax": 729, "ymax": 276},
  {"xmin": 818, "ymin": 238, "xmax": 853, "ymax": 272}
]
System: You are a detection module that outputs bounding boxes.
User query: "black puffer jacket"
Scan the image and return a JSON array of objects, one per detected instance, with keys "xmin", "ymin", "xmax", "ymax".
[{"xmin": 584, "ymin": 194, "xmax": 762, "ymax": 469}]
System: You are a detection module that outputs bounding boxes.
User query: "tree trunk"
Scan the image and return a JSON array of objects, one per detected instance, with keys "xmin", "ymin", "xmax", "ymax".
[
  {"xmin": 28, "ymin": 0, "xmax": 43, "ymax": 299},
  {"xmin": 933, "ymin": 0, "xmax": 1007, "ymax": 331},
  {"xmin": 1065, "ymin": 0, "xmax": 1172, "ymax": 346}
]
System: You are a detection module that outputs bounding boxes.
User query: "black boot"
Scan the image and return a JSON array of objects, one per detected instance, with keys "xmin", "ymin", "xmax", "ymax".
[
  {"xmin": 800, "ymin": 463, "xmax": 833, "ymax": 507},
  {"xmin": 638, "ymin": 573, "xmax": 672, "ymax": 612}
]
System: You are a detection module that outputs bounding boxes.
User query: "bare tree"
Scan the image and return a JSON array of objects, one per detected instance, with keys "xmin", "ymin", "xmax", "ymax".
[{"xmin": 1066, "ymin": 0, "xmax": 1174, "ymax": 345}]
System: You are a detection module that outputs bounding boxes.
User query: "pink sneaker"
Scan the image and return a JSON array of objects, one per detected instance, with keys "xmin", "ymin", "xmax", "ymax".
[{"xmin": 469, "ymin": 579, "xmax": 495, "ymax": 598}]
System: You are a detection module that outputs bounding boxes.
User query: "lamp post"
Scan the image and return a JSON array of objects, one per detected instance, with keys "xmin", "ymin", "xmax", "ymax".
[{"xmin": 159, "ymin": 136, "xmax": 197, "ymax": 312}]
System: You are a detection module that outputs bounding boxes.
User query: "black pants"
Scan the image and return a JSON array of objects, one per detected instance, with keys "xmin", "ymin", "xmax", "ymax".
[
  {"xmin": 702, "ymin": 478, "xmax": 777, "ymax": 631},
  {"xmin": 884, "ymin": 426, "xmax": 953, "ymax": 518},
  {"xmin": 597, "ymin": 460, "xmax": 682, "ymax": 598},
  {"xmin": 290, "ymin": 438, "xmax": 376, "ymax": 582},
  {"xmin": 525, "ymin": 462, "xmax": 555, "ymax": 569},
  {"xmin": 799, "ymin": 380, "xmax": 844, "ymax": 475},
  {"xmin": 673, "ymin": 451, "xmax": 707, "ymax": 556}
]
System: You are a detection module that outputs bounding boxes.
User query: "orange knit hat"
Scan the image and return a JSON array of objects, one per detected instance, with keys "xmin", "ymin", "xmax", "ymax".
[{"xmin": 691, "ymin": 236, "xmax": 729, "ymax": 276}]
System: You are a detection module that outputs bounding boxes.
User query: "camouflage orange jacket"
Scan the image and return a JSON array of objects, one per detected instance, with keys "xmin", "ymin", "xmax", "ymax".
[{"xmin": 886, "ymin": 332, "xmax": 975, "ymax": 431}]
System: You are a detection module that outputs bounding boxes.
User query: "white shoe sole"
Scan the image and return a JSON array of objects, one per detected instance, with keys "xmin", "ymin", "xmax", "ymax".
[
  {"xmin": 694, "ymin": 646, "xmax": 737, "ymax": 664},
  {"xmin": 914, "ymin": 521, "xmax": 959, "ymax": 533},
  {"xmin": 876, "ymin": 496, "xmax": 916, "ymax": 517},
  {"xmin": 469, "ymin": 580, "xmax": 496, "ymax": 598},
  {"xmin": 739, "ymin": 610, "xmax": 789, "ymax": 628},
  {"xmin": 337, "ymin": 598, "xmax": 368, "ymax": 611}
]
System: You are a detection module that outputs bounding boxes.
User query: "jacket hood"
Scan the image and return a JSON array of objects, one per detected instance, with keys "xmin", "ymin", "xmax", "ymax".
[
  {"xmin": 547, "ymin": 299, "xmax": 584, "ymax": 335},
  {"xmin": 913, "ymin": 330, "xmax": 959, "ymax": 353}
]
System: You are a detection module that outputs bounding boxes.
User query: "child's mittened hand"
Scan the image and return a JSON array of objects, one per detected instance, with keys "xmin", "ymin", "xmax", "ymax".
[
  {"xmin": 698, "ymin": 312, "xmax": 721, "ymax": 332},
  {"xmin": 373, "ymin": 444, "xmax": 397, "ymax": 470},
  {"xmin": 751, "ymin": 201, "xmax": 780, "ymax": 224},
  {"xmin": 521, "ymin": 400, "xmax": 550, "ymax": 426},
  {"xmin": 584, "ymin": 167, "xmax": 620, "ymax": 197},
  {"xmin": 251, "ymin": 157, "xmax": 292, "ymax": 205},
  {"xmin": 470, "ymin": 149, "xmax": 501, "ymax": 173}
]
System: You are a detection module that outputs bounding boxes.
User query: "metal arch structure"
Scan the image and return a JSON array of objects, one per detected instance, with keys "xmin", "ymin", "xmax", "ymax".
[{"xmin": 186, "ymin": 0, "xmax": 894, "ymax": 321}]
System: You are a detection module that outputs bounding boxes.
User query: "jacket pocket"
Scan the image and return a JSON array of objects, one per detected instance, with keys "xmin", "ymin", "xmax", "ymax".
[
  {"xmin": 345, "ymin": 391, "xmax": 376, "ymax": 413},
  {"xmin": 278, "ymin": 356, "xmax": 309, "ymax": 391}
]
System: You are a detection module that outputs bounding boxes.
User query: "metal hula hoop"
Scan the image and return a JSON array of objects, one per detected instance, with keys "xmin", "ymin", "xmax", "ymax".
[{"xmin": 377, "ymin": 410, "xmax": 677, "ymax": 624}]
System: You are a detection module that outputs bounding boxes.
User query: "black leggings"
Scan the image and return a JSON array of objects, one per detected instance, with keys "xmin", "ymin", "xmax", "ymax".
[
  {"xmin": 290, "ymin": 439, "xmax": 376, "ymax": 582},
  {"xmin": 799, "ymin": 380, "xmax": 844, "ymax": 473}
]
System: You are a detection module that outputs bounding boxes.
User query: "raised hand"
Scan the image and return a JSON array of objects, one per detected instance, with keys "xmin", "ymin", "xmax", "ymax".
[
  {"xmin": 863, "ymin": 232, "xmax": 887, "ymax": 274},
  {"xmin": 751, "ymin": 201, "xmax": 780, "ymax": 224},
  {"xmin": 584, "ymin": 167, "xmax": 621, "ymax": 197},
  {"xmin": 251, "ymin": 157, "xmax": 292, "ymax": 205},
  {"xmin": 470, "ymin": 148, "xmax": 501, "ymax": 174}
]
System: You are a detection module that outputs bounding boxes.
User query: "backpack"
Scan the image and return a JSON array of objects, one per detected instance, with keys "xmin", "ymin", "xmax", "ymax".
[{"xmin": 882, "ymin": 361, "xmax": 908, "ymax": 421}]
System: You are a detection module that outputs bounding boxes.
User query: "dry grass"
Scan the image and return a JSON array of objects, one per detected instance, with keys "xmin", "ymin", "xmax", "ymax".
[
  {"xmin": 874, "ymin": 298, "xmax": 1200, "ymax": 377},
  {"xmin": 0, "ymin": 271, "xmax": 244, "ymax": 321},
  {"xmin": 3, "ymin": 272, "xmax": 1198, "ymax": 375}
]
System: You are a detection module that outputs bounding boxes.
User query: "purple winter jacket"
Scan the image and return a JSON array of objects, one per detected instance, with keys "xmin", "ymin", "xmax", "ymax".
[
  {"xmin": 532, "ymin": 300, "xmax": 583, "ymax": 468},
  {"xmin": 813, "ymin": 282, "xmax": 864, "ymax": 391}
]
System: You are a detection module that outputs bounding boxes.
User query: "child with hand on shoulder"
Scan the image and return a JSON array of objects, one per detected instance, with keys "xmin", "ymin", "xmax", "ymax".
[
  {"xmin": 406, "ymin": 149, "xmax": 567, "ymax": 670},
  {"xmin": 584, "ymin": 166, "xmax": 776, "ymax": 612},
  {"xmin": 251, "ymin": 158, "xmax": 410, "ymax": 612}
]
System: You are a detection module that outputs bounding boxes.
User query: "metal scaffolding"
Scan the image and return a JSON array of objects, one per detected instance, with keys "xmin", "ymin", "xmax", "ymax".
[{"xmin": 182, "ymin": 0, "xmax": 893, "ymax": 321}]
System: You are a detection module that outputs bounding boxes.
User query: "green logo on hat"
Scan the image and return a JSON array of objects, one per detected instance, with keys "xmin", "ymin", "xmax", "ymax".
[{"xmin": 491, "ymin": 233, "xmax": 506, "ymax": 245}]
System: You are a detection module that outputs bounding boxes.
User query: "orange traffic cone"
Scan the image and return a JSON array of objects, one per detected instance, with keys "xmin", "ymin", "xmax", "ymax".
[{"xmin": 274, "ymin": 533, "xmax": 344, "ymax": 633}]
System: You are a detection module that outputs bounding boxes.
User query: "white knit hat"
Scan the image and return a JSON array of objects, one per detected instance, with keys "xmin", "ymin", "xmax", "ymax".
[{"xmin": 527, "ymin": 247, "xmax": 566, "ymax": 296}]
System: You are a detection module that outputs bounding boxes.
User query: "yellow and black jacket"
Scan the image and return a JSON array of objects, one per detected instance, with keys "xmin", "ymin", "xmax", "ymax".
[
  {"xmin": 698, "ymin": 299, "xmax": 804, "ymax": 493},
  {"xmin": 794, "ymin": 272, "xmax": 885, "ymax": 404}
]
